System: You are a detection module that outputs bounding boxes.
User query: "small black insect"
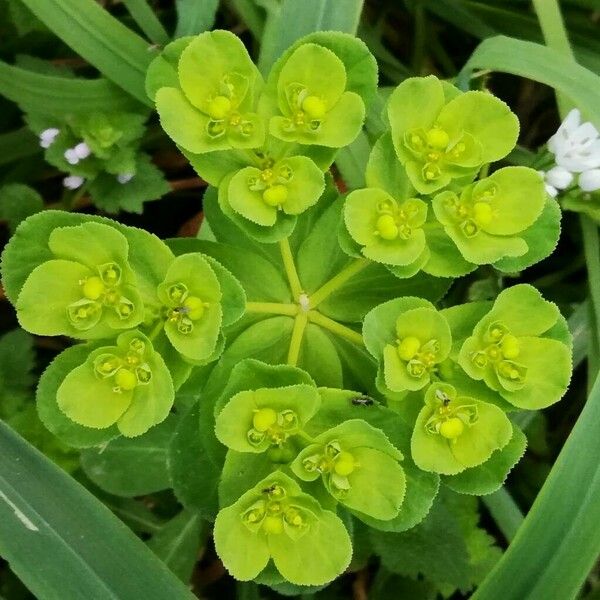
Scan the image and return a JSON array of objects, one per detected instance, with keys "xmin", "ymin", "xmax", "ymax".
[
  {"xmin": 262, "ymin": 485, "xmax": 277, "ymax": 494},
  {"xmin": 351, "ymin": 395, "xmax": 374, "ymax": 407},
  {"xmin": 435, "ymin": 389, "xmax": 451, "ymax": 406}
]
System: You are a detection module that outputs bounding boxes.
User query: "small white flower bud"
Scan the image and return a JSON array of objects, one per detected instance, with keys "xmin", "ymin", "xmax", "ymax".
[
  {"xmin": 64, "ymin": 148, "xmax": 80, "ymax": 165},
  {"xmin": 544, "ymin": 183, "xmax": 558, "ymax": 198},
  {"xmin": 545, "ymin": 166, "xmax": 573, "ymax": 190},
  {"xmin": 579, "ymin": 169, "xmax": 600, "ymax": 193},
  {"xmin": 63, "ymin": 175, "xmax": 85, "ymax": 190},
  {"xmin": 74, "ymin": 142, "xmax": 91, "ymax": 160},
  {"xmin": 117, "ymin": 173, "xmax": 134, "ymax": 184},
  {"xmin": 39, "ymin": 128, "xmax": 60, "ymax": 149}
]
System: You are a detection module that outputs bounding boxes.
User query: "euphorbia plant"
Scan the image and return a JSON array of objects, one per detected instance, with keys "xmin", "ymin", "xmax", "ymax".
[{"xmin": 0, "ymin": 28, "xmax": 573, "ymax": 594}]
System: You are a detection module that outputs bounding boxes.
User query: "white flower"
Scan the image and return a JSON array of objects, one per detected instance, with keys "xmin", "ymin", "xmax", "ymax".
[
  {"xmin": 39, "ymin": 127, "xmax": 59, "ymax": 149},
  {"xmin": 64, "ymin": 148, "xmax": 80, "ymax": 165},
  {"xmin": 545, "ymin": 165, "xmax": 573, "ymax": 190},
  {"xmin": 579, "ymin": 169, "xmax": 600, "ymax": 193},
  {"xmin": 63, "ymin": 175, "xmax": 85, "ymax": 190},
  {"xmin": 547, "ymin": 109, "xmax": 600, "ymax": 173},
  {"xmin": 538, "ymin": 170, "xmax": 559, "ymax": 198},
  {"xmin": 117, "ymin": 173, "xmax": 134, "ymax": 184},
  {"xmin": 64, "ymin": 142, "xmax": 91, "ymax": 165},
  {"xmin": 74, "ymin": 142, "xmax": 91, "ymax": 160}
]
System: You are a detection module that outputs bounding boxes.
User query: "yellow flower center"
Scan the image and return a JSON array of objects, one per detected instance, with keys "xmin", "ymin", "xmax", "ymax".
[
  {"xmin": 252, "ymin": 408, "xmax": 278, "ymax": 433},
  {"xmin": 114, "ymin": 368, "xmax": 137, "ymax": 391},
  {"xmin": 439, "ymin": 417, "xmax": 465, "ymax": 439},
  {"xmin": 262, "ymin": 184, "xmax": 288, "ymax": 206},
  {"xmin": 397, "ymin": 336, "xmax": 421, "ymax": 361},
  {"xmin": 207, "ymin": 95, "xmax": 232, "ymax": 120},
  {"xmin": 426, "ymin": 127, "xmax": 450, "ymax": 150},
  {"xmin": 301, "ymin": 95, "xmax": 326, "ymax": 120},
  {"xmin": 376, "ymin": 214, "xmax": 399, "ymax": 240},
  {"xmin": 82, "ymin": 276, "xmax": 105, "ymax": 300},
  {"xmin": 334, "ymin": 451, "xmax": 357, "ymax": 476}
]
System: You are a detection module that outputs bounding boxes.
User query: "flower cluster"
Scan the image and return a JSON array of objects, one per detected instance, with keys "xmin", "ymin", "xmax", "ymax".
[
  {"xmin": 3, "ymin": 211, "xmax": 245, "ymax": 438},
  {"xmin": 0, "ymin": 29, "xmax": 576, "ymax": 592},
  {"xmin": 212, "ymin": 360, "xmax": 405, "ymax": 584},
  {"xmin": 30, "ymin": 110, "xmax": 168, "ymax": 213},
  {"xmin": 541, "ymin": 109, "xmax": 600, "ymax": 197},
  {"xmin": 362, "ymin": 284, "xmax": 572, "ymax": 475},
  {"xmin": 342, "ymin": 76, "xmax": 550, "ymax": 279},
  {"xmin": 148, "ymin": 30, "xmax": 374, "ymax": 241}
]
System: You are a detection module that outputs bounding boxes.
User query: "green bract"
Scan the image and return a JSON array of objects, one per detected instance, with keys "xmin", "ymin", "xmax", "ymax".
[
  {"xmin": 433, "ymin": 167, "xmax": 546, "ymax": 264},
  {"xmin": 155, "ymin": 31, "xmax": 265, "ymax": 154},
  {"xmin": 214, "ymin": 471, "xmax": 352, "ymax": 585},
  {"xmin": 260, "ymin": 43, "xmax": 365, "ymax": 148},
  {"xmin": 291, "ymin": 419, "xmax": 406, "ymax": 520},
  {"xmin": 215, "ymin": 383, "xmax": 320, "ymax": 453},
  {"xmin": 56, "ymin": 331, "xmax": 174, "ymax": 437},
  {"xmin": 363, "ymin": 298, "xmax": 452, "ymax": 394},
  {"xmin": 458, "ymin": 285, "xmax": 572, "ymax": 409},
  {"xmin": 344, "ymin": 188, "xmax": 428, "ymax": 270},
  {"xmin": 220, "ymin": 154, "xmax": 324, "ymax": 228},
  {"xmin": 156, "ymin": 253, "xmax": 223, "ymax": 362},
  {"xmin": 387, "ymin": 76, "xmax": 519, "ymax": 194},
  {"xmin": 411, "ymin": 383, "xmax": 512, "ymax": 475},
  {"xmin": 16, "ymin": 222, "xmax": 143, "ymax": 339}
]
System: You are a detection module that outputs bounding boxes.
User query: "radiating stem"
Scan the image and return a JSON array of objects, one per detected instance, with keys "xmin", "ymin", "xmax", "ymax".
[
  {"xmin": 287, "ymin": 313, "xmax": 308, "ymax": 366},
  {"xmin": 309, "ymin": 258, "xmax": 370, "ymax": 308},
  {"xmin": 279, "ymin": 237, "xmax": 303, "ymax": 301},
  {"xmin": 245, "ymin": 301, "xmax": 298, "ymax": 316},
  {"xmin": 307, "ymin": 311, "xmax": 364, "ymax": 347}
]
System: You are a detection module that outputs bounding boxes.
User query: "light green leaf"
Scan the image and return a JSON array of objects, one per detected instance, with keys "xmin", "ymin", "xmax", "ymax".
[
  {"xmin": 37, "ymin": 345, "xmax": 119, "ymax": 448},
  {"xmin": 443, "ymin": 425, "xmax": 527, "ymax": 495}
]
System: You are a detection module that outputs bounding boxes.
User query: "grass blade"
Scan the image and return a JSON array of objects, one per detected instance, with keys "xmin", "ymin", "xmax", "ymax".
[
  {"xmin": 0, "ymin": 421, "xmax": 195, "ymax": 600},
  {"xmin": 473, "ymin": 370, "xmax": 600, "ymax": 599},
  {"xmin": 19, "ymin": 0, "xmax": 153, "ymax": 105}
]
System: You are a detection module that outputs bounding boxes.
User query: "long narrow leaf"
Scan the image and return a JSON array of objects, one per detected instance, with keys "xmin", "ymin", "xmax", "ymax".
[
  {"xmin": 19, "ymin": 0, "xmax": 154, "ymax": 105},
  {"xmin": 123, "ymin": 0, "xmax": 170, "ymax": 45},
  {"xmin": 0, "ymin": 421, "xmax": 195, "ymax": 600},
  {"xmin": 0, "ymin": 60, "xmax": 142, "ymax": 117},
  {"xmin": 258, "ymin": 0, "xmax": 365, "ymax": 74},
  {"xmin": 474, "ymin": 371, "xmax": 600, "ymax": 599},
  {"xmin": 458, "ymin": 35, "xmax": 600, "ymax": 126},
  {"xmin": 174, "ymin": 0, "xmax": 219, "ymax": 37}
]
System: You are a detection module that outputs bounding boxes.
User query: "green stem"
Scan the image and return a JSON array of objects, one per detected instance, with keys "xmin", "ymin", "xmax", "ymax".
[
  {"xmin": 279, "ymin": 238, "xmax": 303, "ymax": 301},
  {"xmin": 307, "ymin": 311, "xmax": 364, "ymax": 347},
  {"xmin": 581, "ymin": 216, "xmax": 600, "ymax": 386},
  {"xmin": 482, "ymin": 486, "xmax": 524, "ymax": 543},
  {"xmin": 147, "ymin": 318, "xmax": 165, "ymax": 341},
  {"xmin": 287, "ymin": 313, "xmax": 308, "ymax": 366},
  {"xmin": 245, "ymin": 301, "xmax": 298, "ymax": 316},
  {"xmin": 309, "ymin": 258, "xmax": 370, "ymax": 308}
]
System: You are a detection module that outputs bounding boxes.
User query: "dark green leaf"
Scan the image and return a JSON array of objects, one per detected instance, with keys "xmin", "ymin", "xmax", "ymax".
[{"xmin": 0, "ymin": 421, "xmax": 195, "ymax": 599}]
